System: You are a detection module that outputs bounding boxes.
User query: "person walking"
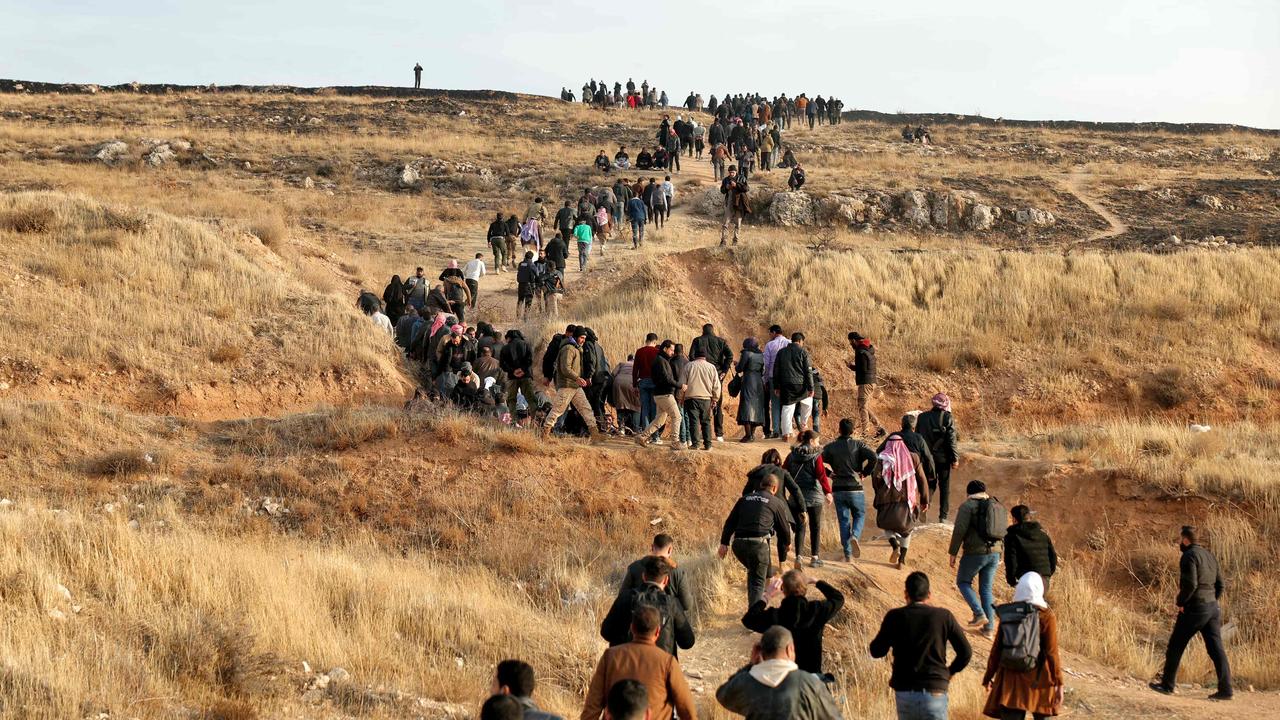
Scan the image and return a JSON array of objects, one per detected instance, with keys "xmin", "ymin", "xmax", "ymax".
[
  {"xmin": 504, "ymin": 214, "xmax": 521, "ymax": 271},
  {"xmin": 742, "ymin": 570, "xmax": 844, "ymax": 675},
  {"xmin": 690, "ymin": 324, "xmax": 734, "ymax": 443},
  {"xmin": 773, "ymin": 333, "xmax": 814, "ymax": 442},
  {"xmin": 463, "ymin": 253, "xmax": 486, "ymax": 310},
  {"xmin": 716, "ymin": 626, "xmax": 843, "ymax": 720},
  {"xmin": 845, "ymin": 332, "xmax": 885, "ymax": 438},
  {"xmin": 574, "ymin": 217, "xmax": 594, "ymax": 272},
  {"xmin": 762, "ymin": 326, "xmax": 791, "ymax": 439},
  {"xmin": 719, "ymin": 473, "xmax": 794, "ymax": 606},
  {"xmin": 870, "ymin": 572, "xmax": 973, "ymax": 720},
  {"xmin": 1003, "ymin": 505, "xmax": 1058, "ymax": 591},
  {"xmin": 544, "ymin": 232, "xmax": 569, "ymax": 276},
  {"xmin": 619, "ymin": 534, "xmax": 695, "ymax": 616},
  {"xmin": 600, "ymin": 556, "xmax": 695, "ymax": 657},
  {"xmin": 822, "ymin": 419, "xmax": 877, "ymax": 561},
  {"xmin": 487, "ymin": 212, "xmax": 508, "ymax": 272},
  {"xmin": 541, "ymin": 328, "xmax": 603, "ymax": 442},
  {"xmin": 916, "ymin": 393, "xmax": 959, "ymax": 522},
  {"xmin": 735, "ymin": 338, "xmax": 767, "ymax": 442},
  {"xmin": 625, "ymin": 193, "xmax": 648, "ymax": 249},
  {"xmin": 679, "ymin": 349, "xmax": 721, "ymax": 451},
  {"xmin": 879, "ymin": 414, "xmax": 936, "ymax": 494},
  {"xmin": 720, "ymin": 165, "xmax": 749, "ymax": 246},
  {"xmin": 982, "ymin": 572, "xmax": 1064, "ymax": 720},
  {"xmin": 784, "ymin": 430, "xmax": 832, "ymax": 567},
  {"xmin": 949, "ymin": 481, "xmax": 1004, "ymax": 638},
  {"xmin": 632, "ymin": 334, "xmax": 660, "ymax": 429},
  {"xmin": 873, "ymin": 433, "xmax": 929, "ymax": 569},
  {"xmin": 413, "ymin": 62, "xmax": 423, "ymax": 89},
  {"xmin": 1149, "ymin": 525, "xmax": 1233, "ymax": 701},
  {"xmin": 556, "ymin": 200, "xmax": 577, "ymax": 244},
  {"xmin": 633, "ymin": 340, "xmax": 683, "ymax": 448},
  {"xmin": 491, "ymin": 660, "xmax": 564, "ymax": 720},
  {"xmin": 581, "ymin": 606, "xmax": 699, "ymax": 720}
]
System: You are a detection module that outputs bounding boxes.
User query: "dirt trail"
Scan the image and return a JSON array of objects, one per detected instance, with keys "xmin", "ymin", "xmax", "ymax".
[{"xmin": 1062, "ymin": 167, "xmax": 1130, "ymax": 243}]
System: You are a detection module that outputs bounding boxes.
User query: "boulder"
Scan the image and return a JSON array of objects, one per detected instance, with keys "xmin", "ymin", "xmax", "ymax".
[
  {"xmin": 817, "ymin": 195, "xmax": 862, "ymax": 225},
  {"xmin": 170, "ymin": 139, "xmax": 192, "ymax": 152},
  {"xmin": 898, "ymin": 190, "xmax": 931, "ymax": 227},
  {"xmin": 768, "ymin": 191, "xmax": 816, "ymax": 226},
  {"xmin": 1014, "ymin": 207, "xmax": 1056, "ymax": 227},
  {"xmin": 968, "ymin": 204, "xmax": 997, "ymax": 231},
  {"xmin": 302, "ymin": 176, "xmax": 315, "ymax": 189},
  {"xmin": 398, "ymin": 165, "xmax": 421, "ymax": 188},
  {"xmin": 93, "ymin": 140, "xmax": 129, "ymax": 163},
  {"xmin": 693, "ymin": 186, "xmax": 724, "ymax": 216},
  {"xmin": 145, "ymin": 144, "xmax": 175, "ymax": 167},
  {"xmin": 929, "ymin": 190, "xmax": 976, "ymax": 229},
  {"xmin": 1195, "ymin": 194, "xmax": 1223, "ymax": 210}
]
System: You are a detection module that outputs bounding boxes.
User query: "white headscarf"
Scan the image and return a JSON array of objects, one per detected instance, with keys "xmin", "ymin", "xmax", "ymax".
[{"xmin": 1013, "ymin": 572, "xmax": 1048, "ymax": 610}]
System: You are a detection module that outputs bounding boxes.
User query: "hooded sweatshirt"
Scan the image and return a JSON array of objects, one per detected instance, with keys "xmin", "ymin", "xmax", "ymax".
[{"xmin": 716, "ymin": 659, "xmax": 843, "ymax": 720}]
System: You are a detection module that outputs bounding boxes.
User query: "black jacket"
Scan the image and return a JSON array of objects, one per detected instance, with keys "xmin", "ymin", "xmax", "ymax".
[
  {"xmin": 487, "ymin": 219, "xmax": 506, "ymax": 240},
  {"xmin": 821, "ymin": 437, "xmax": 877, "ymax": 492},
  {"xmin": 544, "ymin": 237, "xmax": 568, "ymax": 271},
  {"xmin": 600, "ymin": 582, "xmax": 695, "ymax": 657},
  {"xmin": 772, "ymin": 344, "xmax": 813, "ymax": 402},
  {"xmin": 619, "ymin": 558, "xmax": 695, "ymax": 617},
  {"xmin": 742, "ymin": 581, "xmax": 844, "ymax": 674},
  {"xmin": 853, "ymin": 343, "xmax": 877, "ymax": 385},
  {"xmin": 915, "ymin": 408, "xmax": 958, "ymax": 466},
  {"xmin": 1177, "ymin": 544, "xmax": 1224, "ymax": 609},
  {"xmin": 554, "ymin": 206, "xmax": 576, "ymax": 233},
  {"xmin": 651, "ymin": 354, "xmax": 679, "ymax": 396},
  {"xmin": 1003, "ymin": 521, "xmax": 1058, "ymax": 587},
  {"xmin": 869, "ymin": 603, "xmax": 972, "ymax": 693},
  {"xmin": 877, "ymin": 431, "xmax": 936, "ymax": 482},
  {"xmin": 690, "ymin": 331, "xmax": 733, "ymax": 375},
  {"xmin": 743, "ymin": 464, "xmax": 803, "ymax": 525},
  {"xmin": 721, "ymin": 492, "xmax": 794, "ymax": 562},
  {"xmin": 498, "ymin": 335, "xmax": 533, "ymax": 377}
]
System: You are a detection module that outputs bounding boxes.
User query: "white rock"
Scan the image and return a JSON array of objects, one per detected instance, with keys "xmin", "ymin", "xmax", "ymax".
[
  {"xmin": 0, "ymin": 499, "xmax": 12, "ymax": 509},
  {"xmin": 56, "ymin": 584, "xmax": 72, "ymax": 601},
  {"xmin": 302, "ymin": 176, "xmax": 315, "ymax": 189},
  {"xmin": 93, "ymin": 141, "xmax": 129, "ymax": 163},
  {"xmin": 398, "ymin": 164, "xmax": 421, "ymax": 188},
  {"xmin": 170, "ymin": 139, "xmax": 192, "ymax": 152},
  {"xmin": 1195, "ymin": 194, "xmax": 1224, "ymax": 210},
  {"xmin": 968, "ymin": 204, "xmax": 996, "ymax": 231},
  {"xmin": 327, "ymin": 667, "xmax": 351, "ymax": 684},
  {"xmin": 1189, "ymin": 424, "xmax": 1211, "ymax": 433},
  {"xmin": 1014, "ymin": 208, "xmax": 1056, "ymax": 227},
  {"xmin": 145, "ymin": 144, "xmax": 175, "ymax": 167},
  {"xmin": 898, "ymin": 190, "xmax": 932, "ymax": 227},
  {"xmin": 768, "ymin": 191, "xmax": 816, "ymax": 226},
  {"xmin": 302, "ymin": 661, "xmax": 312, "ymax": 673}
]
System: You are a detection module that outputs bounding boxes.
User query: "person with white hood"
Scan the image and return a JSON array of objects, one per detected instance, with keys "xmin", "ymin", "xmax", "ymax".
[
  {"xmin": 981, "ymin": 572, "xmax": 1065, "ymax": 720},
  {"xmin": 716, "ymin": 626, "xmax": 843, "ymax": 720}
]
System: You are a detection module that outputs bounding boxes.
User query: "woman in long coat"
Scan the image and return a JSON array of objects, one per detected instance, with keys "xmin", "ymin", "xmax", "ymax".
[
  {"xmin": 735, "ymin": 338, "xmax": 766, "ymax": 441},
  {"xmin": 982, "ymin": 572, "xmax": 1064, "ymax": 719}
]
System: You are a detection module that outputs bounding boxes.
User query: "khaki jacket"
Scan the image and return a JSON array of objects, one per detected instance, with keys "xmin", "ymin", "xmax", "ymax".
[{"xmin": 680, "ymin": 358, "xmax": 722, "ymax": 400}]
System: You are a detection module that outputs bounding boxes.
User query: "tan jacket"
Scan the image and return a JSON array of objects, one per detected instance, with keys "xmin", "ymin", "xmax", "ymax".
[
  {"xmin": 679, "ymin": 358, "xmax": 722, "ymax": 400},
  {"xmin": 554, "ymin": 341, "xmax": 583, "ymax": 390},
  {"xmin": 581, "ymin": 641, "xmax": 698, "ymax": 720}
]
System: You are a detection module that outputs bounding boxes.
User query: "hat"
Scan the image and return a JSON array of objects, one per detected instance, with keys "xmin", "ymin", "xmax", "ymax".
[
  {"xmin": 450, "ymin": 324, "xmax": 464, "ymax": 335},
  {"xmin": 459, "ymin": 362, "xmax": 473, "ymax": 374}
]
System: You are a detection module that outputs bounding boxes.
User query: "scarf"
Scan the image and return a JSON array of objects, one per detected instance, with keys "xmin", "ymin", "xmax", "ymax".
[
  {"xmin": 428, "ymin": 312, "xmax": 448, "ymax": 339},
  {"xmin": 932, "ymin": 392, "xmax": 951, "ymax": 413},
  {"xmin": 1013, "ymin": 572, "xmax": 1049, "ymax": 610},
  {"xmin": 878, "ymin": 434, "xmax": 919, "ymax": 511}
]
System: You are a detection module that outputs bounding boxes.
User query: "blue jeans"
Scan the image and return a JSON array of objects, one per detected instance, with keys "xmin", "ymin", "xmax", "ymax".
[
  {"xmin": 577, "ymin": 242, "xmax": 590, "ymax": 271},
  {"xmin": 679, "ymin": 408, "xmax": 691, "ymax": 444},
  {"xmin": 833, "ymin": 490, "xmax": 865, "ymax": 555},
  {"xmin": 895, "ymin": 690, "xmax": 948, "ymax": 720},
  {"xmin": 638, "ymin": 378, "xmax": 657, "ymax": 428},
  {"xmin": 957, "ymin": 552, "xmax": 1001, "ymax": 628}
]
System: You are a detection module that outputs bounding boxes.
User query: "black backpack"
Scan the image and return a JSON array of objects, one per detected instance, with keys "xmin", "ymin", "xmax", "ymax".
[
  {"xmin": 994, "ymin": 601, "xmax": 1041, "ymax": 671},
  {"xmin": 631, "ymin": 586, "xmax": 677, "ymax": 652},
  {"xmin": 541, "ymin": 335, "xmax": 564, "ymax": 382},
  {"xmin": 975, "ymin": 497, "xmax": 1008, "ymax": 546}
]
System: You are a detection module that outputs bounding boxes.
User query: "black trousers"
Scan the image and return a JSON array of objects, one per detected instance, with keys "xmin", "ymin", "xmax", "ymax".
[
  {"xmin": 712, "ymin": 382, "xmax": 725, "ymax": 437},
  {"xmin": 793, "ymin": 505, "xmax": 822, "ymax": 558},
  {"xmin": 670, "ymin": 152, "xmax": 680, "ymax": 172},
  {"xmin": 465, "ymin": 278, "xmax": 479, "ymax": 309},
  {"xmin": 808, "ymin": 115, "xmax": 816, "ymax": 129},
  {"xmin": 934, "ymin": 463, "xmax": 952, "ymax": 521},
  {"xmin": 1161, "ymin": 602, "xmax": 1232, "ymax": 693},
  {"xmin": 684, "ymin": 398, "xmax": 711, "ymax": 448},
  {"xmin": 732, "ymin": 537, "xmax": 773, "ymax": 606}
]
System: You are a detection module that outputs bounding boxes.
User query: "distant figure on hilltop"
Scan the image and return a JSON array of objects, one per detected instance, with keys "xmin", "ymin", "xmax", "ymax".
[{"xmin": 413, "ymin": 63, "xmax": 422, "ymax": 89}]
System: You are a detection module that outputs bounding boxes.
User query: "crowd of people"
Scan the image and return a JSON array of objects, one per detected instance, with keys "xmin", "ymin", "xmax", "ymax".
[{"xmin": 563, "ymin": 79, "xmax": 846, "ymax": 130}]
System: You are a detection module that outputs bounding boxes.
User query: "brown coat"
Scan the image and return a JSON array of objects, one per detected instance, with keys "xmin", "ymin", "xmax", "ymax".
[
  {"xmin": 581, "ymin": 641, "xmax": 697, "ymax": 720},
  {"xmin": 982, "ymin": 607, "xmax": 1064, "ymax": 718},
  {"xmin": 871, "ymin": 451, "xmax": 928, "ymax": 535}
]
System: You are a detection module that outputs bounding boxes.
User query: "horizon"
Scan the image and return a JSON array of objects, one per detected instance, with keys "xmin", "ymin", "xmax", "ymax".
[{"xmin": 2, "ymin": 1, "xmax": 1277, "ymax": 129}]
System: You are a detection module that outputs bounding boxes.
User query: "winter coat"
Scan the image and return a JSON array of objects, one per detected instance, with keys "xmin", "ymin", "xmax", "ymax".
[
  {"xmin": 949, "ymin": 495, "xmax": 1002, "ymax": 557},
  {"xmin": 871, "ymin": 451, "xmax": 928, "ymax": 536},
  {"xmin": 1004, "ymin": 521, "xmax": 1058, "ymax": 587},
  {"xmin": 599, "ymin": 583, "xmax": 695, "ymax": 657},
  {"xmin": 853, "ymin": 341, "xmax": 877, "ymax": 385},
  {"xmin": 982, "ymin": 608, "xmax": 1063, "ymax": 718},
  {"xmin": 742, "ymin": 581, "xmax": 844, "ymax": 673},
  {"xmin": 651, "ymin": 354, "xmax": 679, "ymax": 396},
  {"xmin": 772, "ymin": 344, "xmax": 814, "ymax": 404},
  {"xmin": 916, "ymin": 408, "xmax": 959, "ymax": 465},
  {"xmin": 735, "ymin": 349, "xmax": 766, "ymax": 425},
  {"xmin": 784, "ymin": 445, "xmax": 832, "ymax": 507},
  {"xmin": 544, "ymin": 237, "xmax": 568, "ymax": 271},
  {"xmin": 716, "ymin": 662, "xmax": 843, "ymax": 720},
  {"xmin": 690, "ymin": 331, "xmax": 733, "ymax": 374},
  {"xmin": 499, "ymin": 335, "xmax": 534, "ymax": 377},
  {"xmin": 610, "ymin": 362, "xmax": 640, "ymax": 412}
]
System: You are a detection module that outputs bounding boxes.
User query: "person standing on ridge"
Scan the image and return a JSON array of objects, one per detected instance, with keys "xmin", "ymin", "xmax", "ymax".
[{"xmin": 413, "ymin": 62, "xmax": 423, "ymax": 89}]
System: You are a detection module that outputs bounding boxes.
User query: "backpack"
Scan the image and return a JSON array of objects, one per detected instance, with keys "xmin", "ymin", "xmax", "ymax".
[
  {"xmin": 975, "ymin": 497, "xmax": 1008, "ymax": 545},
  {"xmin": 631, "ymin": 585, "xmax": 677, "ymax": 651},
  {"xmin": 994, "ymin": 601, "xmax": 1041, "ymax": 672},
  {"xmin": 541, "ymin": 335, "xmax": 564, "ymax": 382}
]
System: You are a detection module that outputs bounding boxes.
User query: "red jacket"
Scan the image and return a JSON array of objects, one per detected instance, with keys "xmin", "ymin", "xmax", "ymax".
[{"xmin": 633, "ymin": 345, "xmax": 659, "ymax": 386}]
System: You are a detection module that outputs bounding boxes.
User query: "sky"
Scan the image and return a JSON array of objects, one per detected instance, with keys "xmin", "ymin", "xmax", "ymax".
[{"xmin": 3, "ymin": 0, "xmax": 1278, "ymax": 128}]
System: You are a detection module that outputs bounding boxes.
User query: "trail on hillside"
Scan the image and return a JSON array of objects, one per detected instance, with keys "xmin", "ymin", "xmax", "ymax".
[{"xmin": 1062, "ymin": 167, "xmax": 1130, "ymax": 244}]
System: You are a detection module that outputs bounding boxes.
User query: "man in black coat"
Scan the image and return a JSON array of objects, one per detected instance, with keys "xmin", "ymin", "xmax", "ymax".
[
  {"xmin": 600, "ymin": 556, "xmax": 695, "ymax": 658},
  {"xmin": 690, "ymin": 323, "xmax": 734, "ymax": 442},
  {"xmin": 772, "ymin": 332, "xmax": 814, "ymax": 442},
  {"xmin": 916, "ymin": 393, "xmax": 959, "ymax": 521},
  {"xmin": 1151, "ymin": 525, "xmax": 1232, "ymax": 701},
  {"xmin": 499, "ymin": 329, "xmax": 538, "ymax": 417},
  {"xmin": 742, "ymin": 569, "xmax": 843, "ymax": 675},
  {"xmin": 618, "ymin": 533, "xmax": 696, "ymax": 618},
  {"xmin": 846, "ymin": 331, "xmax": 884, "ymax": 438},
  {"xmin": 543, "ymin": 233, "xmax": 568, "ymax": 275},
  {"xmin": 1003, "ymin": 505, "xmax": 1057, "ymax": 589}
]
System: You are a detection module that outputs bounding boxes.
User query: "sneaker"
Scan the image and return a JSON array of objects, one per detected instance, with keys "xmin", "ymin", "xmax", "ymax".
[
  {"xmin": 716, "ymin": 436, "xmax": 725, "ymax": 443},
  {"xmin": 810, "ymin": 558, "xmax": 824, "ymax": 568},
  {"xmin": 980, "ymin": 626, "xmax": 995, "ymax": 639},
  {"xmin": 1148, "ymin": 682, "xmax": 1174, "ymax": 696},
  {"xmin": 650, "ymin": 437, "xmax": 664, "ymax": 446},
  {"xmin": 850, "ymin": 538, "xmax": 862, "ymax": 559},
  {"xmin": 888, "ymin": 548, "xmax": 900, "ymax": 565},
  {"xmin": 967, "ymin": 614, "xmax": 986, "ymax": 626},
  {"xmin": 843, "ymin": 551, "xmax": 852, "ymax": 563},
  {"xmin": 1207, "ymin": 691, "xmax": 1233, "ymax": 702}
]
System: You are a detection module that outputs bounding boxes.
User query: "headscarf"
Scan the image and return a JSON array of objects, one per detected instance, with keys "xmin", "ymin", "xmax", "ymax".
[
  {"xmin": 878, "ymin": 434, "xmax": 919, "ymax": 511},
  {"xmin": 1013, "ymin": 572, "xmax": 1049, "ymax": 609},
  {"xmin": 742, "ymin": 337, "xmax": 759, "ymax": 352},
  {"xmin": 450, "ymin": 324, "xmax": 465, "ymax": 335},
  {"xmin": 932, "ymin": 393, "xmax": 952, "ymax": 412},
  {"xmin": 383, "ymin": 275, "xmax": 404, "ymax": 302},
  {"xmin": 428, "ymin": 312, "xmax": 449, "ymax": 338}
]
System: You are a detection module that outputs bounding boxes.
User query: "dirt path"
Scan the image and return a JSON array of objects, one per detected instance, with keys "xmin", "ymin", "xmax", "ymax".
[{"xmin": 1062, "ymin": 167, "xmax": 1130, "ymax": 243}]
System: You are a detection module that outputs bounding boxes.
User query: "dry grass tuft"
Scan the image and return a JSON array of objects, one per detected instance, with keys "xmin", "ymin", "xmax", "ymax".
[{"xmin": 248, "ymin": 216, "xmax": 288, "ymax": 249}]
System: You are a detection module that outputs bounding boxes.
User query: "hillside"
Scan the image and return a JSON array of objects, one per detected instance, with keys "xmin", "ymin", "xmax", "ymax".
[{"xmin": 0, "ymin": 87, "xmax": 1277, "ymax": 719}]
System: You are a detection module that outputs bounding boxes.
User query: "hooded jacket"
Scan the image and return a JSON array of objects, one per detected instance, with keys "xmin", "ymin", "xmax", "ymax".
[
  {"xmin": 741, "ymin": 581, "xmax": 844, "ymax": 673},
  {"xmin": 852, "ymin": 340, "xmax": 877, "ymax": 385},
  {"xmin": 1003, "ymin": 521, "xmax": 1058, "ymax": 587},
  {"xmin": 784, "ymin": 445, "xmax": 832, "ymax": 506},
  {"xmin": 716, "ymin": 660, "xmax": 843, "ymax": 720}
]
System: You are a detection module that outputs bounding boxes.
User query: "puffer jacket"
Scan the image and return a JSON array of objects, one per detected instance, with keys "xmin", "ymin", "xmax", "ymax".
[
  {"xmin": 1004, "ymin": 521, "xmax": 1058, "ymax": 587},
  {"xmin": 772, "ymin": 343, "xmax": 814, "ymax": 404},
  {"xmin": 784, "ymin": 445, "xmax": 831, "ymax": 507}
]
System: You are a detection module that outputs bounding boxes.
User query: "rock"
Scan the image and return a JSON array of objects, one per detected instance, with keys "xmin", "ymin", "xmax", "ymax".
[
  {"xmin": 327, "ymin": 667, "xmax": 351, "ymax": 684},
  {"xmin": 242, "ymin": 161, "xmax": 252, "ymax": 171},
  {"xmin": 929, "ymin": 190, "xmax": 976, "ymax": 229},
  {"xmin": 170, "ymin": 139, "xmax": 192, "ymax": 152},
  {"xmin": 768, "ymin": 191, "xmax": 816, "ymax": 226},
  {"xmin": 302, "ymin": 176, "xmax": 315, "ymax": 189},
  {"xmin": 93, "ymin": 141, "xmax": 129, "ymax": 163},
  {"xmin": 48, "ymin": 609, "xmax": 67, "ymax": 621},
  {"xmin": 1195, "ymin": 194, "xmax": 1224, "ymax": 210},
  {"xmin": 398, "ymin": 164, "xmax": 421, "ymax": 188},
  {"xmin": 1152, "ymin": 188, "xmax": 1180, "ymax": 201},
  {"xmin": 0, "ymin": 499, "xmax": 12, "ymax": 509},
  {"xmin": 898, "ymin": 190, "xmax": 931, "ymax": 227},
  {"xmin": 1014, "ymin": 208, "xmax": 1056, "ymax": 227},
  {"xmin": 145, "ymin": 144, "xmax": 175, "ymax": 167},
  {"xmin": 817, "ymin": 195, "xmax": 861, "ymax": 225},
  {"xmin": 56, "ymin": 584, "xmax": 72, "ymax": 601},
  {"xmin": 968, "ymin": 204, "xmax": 997, "ymax": 231}
]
